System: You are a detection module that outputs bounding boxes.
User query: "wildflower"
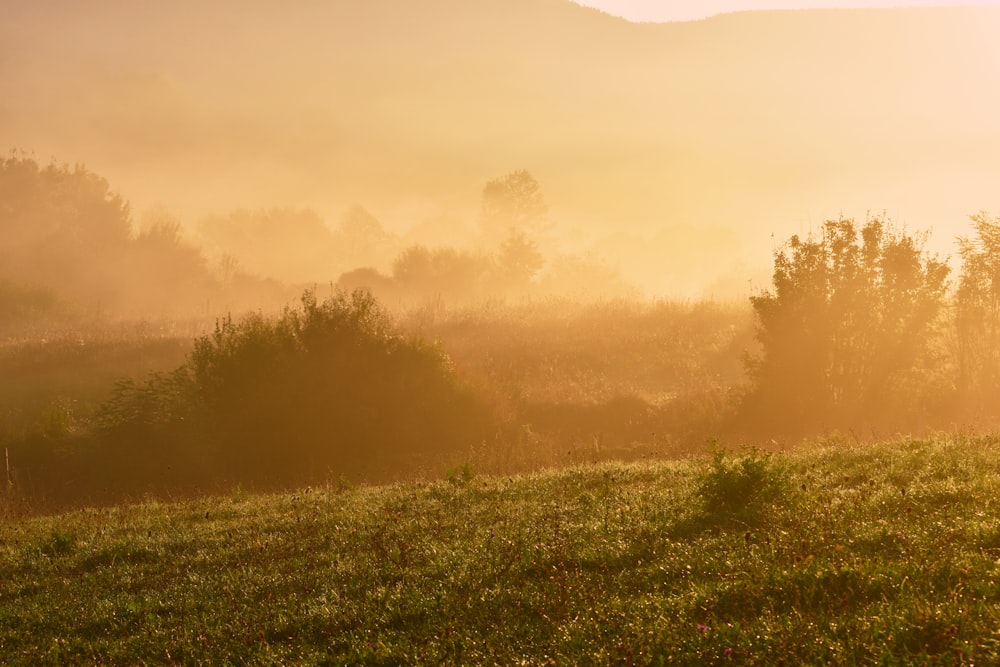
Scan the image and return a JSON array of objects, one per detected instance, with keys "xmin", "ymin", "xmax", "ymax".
[
  {"xmin": 725, "ymin": 648, "xmax": 733, "ymax": 657},
  {"xmin": 697, "ymin": 624, "xmax": 709, "ymax": 632}
]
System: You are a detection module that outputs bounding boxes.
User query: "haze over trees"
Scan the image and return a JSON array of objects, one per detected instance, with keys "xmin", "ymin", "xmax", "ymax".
[
  {"xmin": 3, "ymin": 1, "xmax": 1000, "ymax": 513},
  {"xmin": 4, "ymin": 1, "xmax": 998, "ymax": 296},
  {"xmin": 955, "ymin": 213, "xmax": 1000, "ymax": 415},
  {"xmin": 91, "ymin": 289, "xmax": 491, "ymax": 491},
  {"xmin": 744, "ymin": 217, "xmax": 950, "ymax": 435},
  {"xmin": 6, "ymin": 3, "xmax": 1000, "ymax": 663}
]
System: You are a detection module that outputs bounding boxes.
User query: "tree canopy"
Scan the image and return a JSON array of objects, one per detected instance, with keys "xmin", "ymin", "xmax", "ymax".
[
  {"xmin": 479, "ymin": 169, "xmax": 548, "ymax": 243},
  {"xmin": 745, "ymin": 216, "xmax": 949, "ymax": 434}
]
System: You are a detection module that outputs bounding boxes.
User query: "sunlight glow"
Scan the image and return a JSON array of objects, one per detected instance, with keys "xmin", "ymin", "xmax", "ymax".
[{"xmin": 573, "ymin": 0, "xmax": 1000, "ymax": 22}]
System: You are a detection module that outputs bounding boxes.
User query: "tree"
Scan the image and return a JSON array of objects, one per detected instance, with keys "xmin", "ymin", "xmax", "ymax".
[
  {"xmin": 495, "ymin": 230, "xmax": 544, "ymax": 289},
  {"xmin": 197, "ymin": 207, "xmax": 336, "ymax": 283},
  {"xmin": 334, "ymin": 205, "xmax": 397, "ymax": 269},
  {"xmin": 0, "ymin": 153, "xmax": 132, "ymax": 302},
  {"xmin": 128, "ymin": 207, "xmax": 213, "ymax": 314},
  {"xmin": 391, "ymin": 245, "xmax": 492, "ymax": 301},
  {"xmin": 955, "ymin": 212, "xmax": 1000, "ymax": 411},
  {"xmin": 745, "ymin": 216, "xmax": 949, "ymax": 433},
  {"xmin": 479, "ymin": 169, "xmax": 548, "ymax": 243}
]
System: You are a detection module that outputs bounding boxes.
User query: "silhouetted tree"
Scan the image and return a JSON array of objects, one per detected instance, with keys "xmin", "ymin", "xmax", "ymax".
[
  {"xmin": 745, "ymin": 216, "xmax": 949, "ymax": 433},
  {"xmin": 128, "ymin": 207, "xmax": 213, "ymax": 314},
  {"xmin": 197, "ymin": 207, "xmax": 336, "ymax": 283},
  {"xmin": 333, "ymin": 205, "xmax": 398, "ymax": 269},
  {"xmin": 496, "ymin": 230, "xmax": 544, "ymax": 289},
  {"xmin": 0, "ymin": 155, "xmax": 227, "ymax": 316},
  {"xmin": 955, "ymin": 212, "xmax": 1000, "ymax": 411},
  {"xmin": 479, "ymin": 169, "xmax": 548, "ymax": 243},
  {"xmin": 0, "ymin": 153, "xmax": 132, "ymax": 303},
  {"xmin": 392, "ymin": 245, "xmax": 492, "ymax": 301}
]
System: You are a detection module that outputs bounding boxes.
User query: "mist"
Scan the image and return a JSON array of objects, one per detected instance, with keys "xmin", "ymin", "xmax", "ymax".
[
  {"xmin": 4, "ymin": 0, "xmax": 1000, "ymax": 508},
  {"xmin": 4, "ymin": 1, "xmax": 999, "ymax": 299},
  {"xmin": 8, "ymin": 4, "xmax": 1000, "ymax": 661}
]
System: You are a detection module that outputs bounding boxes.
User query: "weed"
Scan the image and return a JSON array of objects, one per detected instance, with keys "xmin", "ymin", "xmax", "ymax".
[
  {"xmin": 446, "ymin": 462, "xmax": 474, "ymax": 486},
  {"xmin": 41, "ymin": 527, "xmax": 76, "ymax": 557}
]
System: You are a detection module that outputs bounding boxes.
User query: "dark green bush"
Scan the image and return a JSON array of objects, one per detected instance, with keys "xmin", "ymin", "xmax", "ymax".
[
  {"xmin": 98, "ymin": 289, "xmax": 493, "ymax": 490},
  {"xmin": 697, "ymin": 447, "xmax": 791, "ymax": 518}
]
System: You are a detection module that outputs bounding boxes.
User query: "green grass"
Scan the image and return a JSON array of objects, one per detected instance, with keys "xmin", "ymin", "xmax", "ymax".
[{"xmin": 3, "ymin": 435, "xmax": 1000, "ymax": 664}]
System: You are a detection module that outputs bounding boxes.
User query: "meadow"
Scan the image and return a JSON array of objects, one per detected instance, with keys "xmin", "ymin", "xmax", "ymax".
[
  {"xmin": 3, "ymin": 159, "xmax": 999, "ymax": 662},
  {"xmin": 2, "ymin": 436, "xmax": 997, "ymax": 665}
]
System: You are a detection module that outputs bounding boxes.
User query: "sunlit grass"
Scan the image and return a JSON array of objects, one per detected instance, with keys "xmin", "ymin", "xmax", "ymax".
[{"xmin": 2, "ymin": 435, "xmax": 1000, "ymax": 664}]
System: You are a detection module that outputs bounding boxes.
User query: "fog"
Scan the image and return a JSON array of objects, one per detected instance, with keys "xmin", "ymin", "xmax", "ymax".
[
  {"xmin": 3, "ymin": 1, "xmax": 998, "ymax": 300},
  {"xmin": 7, "ymin": 1, "xmax": 1000, "ymax": 511}
]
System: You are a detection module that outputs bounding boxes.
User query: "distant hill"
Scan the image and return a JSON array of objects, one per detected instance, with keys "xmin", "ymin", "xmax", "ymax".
[{"xmin": 2, "ymin": 1, "xmax": 998, "ymax": 295}]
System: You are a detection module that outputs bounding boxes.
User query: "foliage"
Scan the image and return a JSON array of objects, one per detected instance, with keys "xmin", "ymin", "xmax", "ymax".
[
  {"xmin": 1, "ymin": 296, "xmax": 751, "ymax": 510},
  {"xmin": 96, "ymin": 368, "xmax": 200, "ymax": 433},
  {"xmin": 746, "ymin": 216, "xmax": 949, "ymax": 434},
  {"xmin": 479, "ymin": 169, "xmax": 549, "ymax": 243},
  {"xmin": 496, "ymin": 230, "xmax": 545, "ymax": 287},
  {"xmin": 0, "ymin": 154, "xmax": 226, "ymax": 316},
  {"xmin": 955, "ymin": 212, "xmax": 1000, "ymax": 413},
  {"xmin": 197, "ymin": 207, "xmax": 337, "ymax": 284},
  {"xmin": 336, "ymin": 204, "xmax": 396, "ymax": 267},
  {"xmin": 129, "ymin": 207, "xmax": 215, "ymax": 314},
  {"xmin": 98, "ymin": 289, "xmax": 493, "ymax": 489},
  {"xmin": 0, "ymin": 153, "xmax": 132, "ymax": 303},
  {"xmin": 697, "ymin": 446, "xmax": 790, "ymax": 518},
  {"xmin": 4, "ymin": 437, "xmax": 1000, "ymax": 664},
  {"xmin": 391, "ymin": 244, "xmax": 494, "ymax": 300}
]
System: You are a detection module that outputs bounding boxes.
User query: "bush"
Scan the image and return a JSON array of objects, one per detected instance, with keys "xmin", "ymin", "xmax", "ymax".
[
  {"xmin": 745, "ymin": 217, "xmax": 949, "ymax": 435},
  {"xmin": 98, "ymin": 289, "xmax": 493, "ymax": 490},
  {"xmin": 697, "ymin": 447, "xmax": 790, "ymax": 518}
]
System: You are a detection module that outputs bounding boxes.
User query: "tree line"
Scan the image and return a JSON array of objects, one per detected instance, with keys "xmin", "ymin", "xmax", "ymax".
[
  {"xmin": 0, "ymin": 154, "xmax": 632, "ymax": 335},
  {"xmin": 6, "ymin": 150, "xmax": 1000, "ymax": 509}
]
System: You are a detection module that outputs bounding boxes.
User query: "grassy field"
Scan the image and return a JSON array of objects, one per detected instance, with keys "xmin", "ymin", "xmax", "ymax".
[{"xmin": 2, "ymin": 435, "xmax": 999, "ymax": 665}]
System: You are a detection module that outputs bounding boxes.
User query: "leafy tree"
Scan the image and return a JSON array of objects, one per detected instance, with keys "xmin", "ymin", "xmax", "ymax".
[
  {"xmin": 955, "ymin": 212, "xmax": 1000, "ymax": 411},
  {"xmin": 339, "ymin": 204, "xmax": 387, "ymax": 243},
  {"xmin": 479, "ymin": 169, "xmax": 548, "ymax": 243},
  {"xmin": 495, "ymin": 230, "xmax": 544, "ymax": 289},
  {"xmin": 391, "ymin": 245, "xmax": 492, "ymax": 301},
  {"xmin": 0, "ymin": 153, "xmax": 132, "ymax": 302},
  {"xmin": 745, "ymin": 216, "xmax": 949, "ymax": 433},
  {"xmin": 128, "ymin": 207, "xmax": 214, "ymax": 314},
  {"xmin": 0, "ymin": 155, "xmax": 223, "ymax": 316}
]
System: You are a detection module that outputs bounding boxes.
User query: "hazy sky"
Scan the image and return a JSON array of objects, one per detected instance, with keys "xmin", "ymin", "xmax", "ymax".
[{"xmin": 573, "ymin": 0, "xmax": 1000, "ymax": 21}]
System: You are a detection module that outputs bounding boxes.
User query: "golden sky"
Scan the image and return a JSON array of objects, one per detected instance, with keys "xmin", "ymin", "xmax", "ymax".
[{"xmin": 573, "ymin": 0, "xmax": 1000, "ymax": 21}]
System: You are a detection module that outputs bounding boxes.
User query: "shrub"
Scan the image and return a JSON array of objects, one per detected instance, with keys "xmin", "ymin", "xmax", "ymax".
[
  {"xmin": 99, "ymin": 289, "xmax": 493, "ymax": 490},
  {"xmin": 697, "ymin": 446, "xmax": 790, "ymax": 518},
  {"xmin": 745, "ymin": 217, "xmax": 949, "ymax": 436}
]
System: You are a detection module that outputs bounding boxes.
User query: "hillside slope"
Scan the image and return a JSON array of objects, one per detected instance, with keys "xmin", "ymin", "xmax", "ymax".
[{"xmin": 3, "ymin": 436, "xmax": 1000, "ymax": 663}]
